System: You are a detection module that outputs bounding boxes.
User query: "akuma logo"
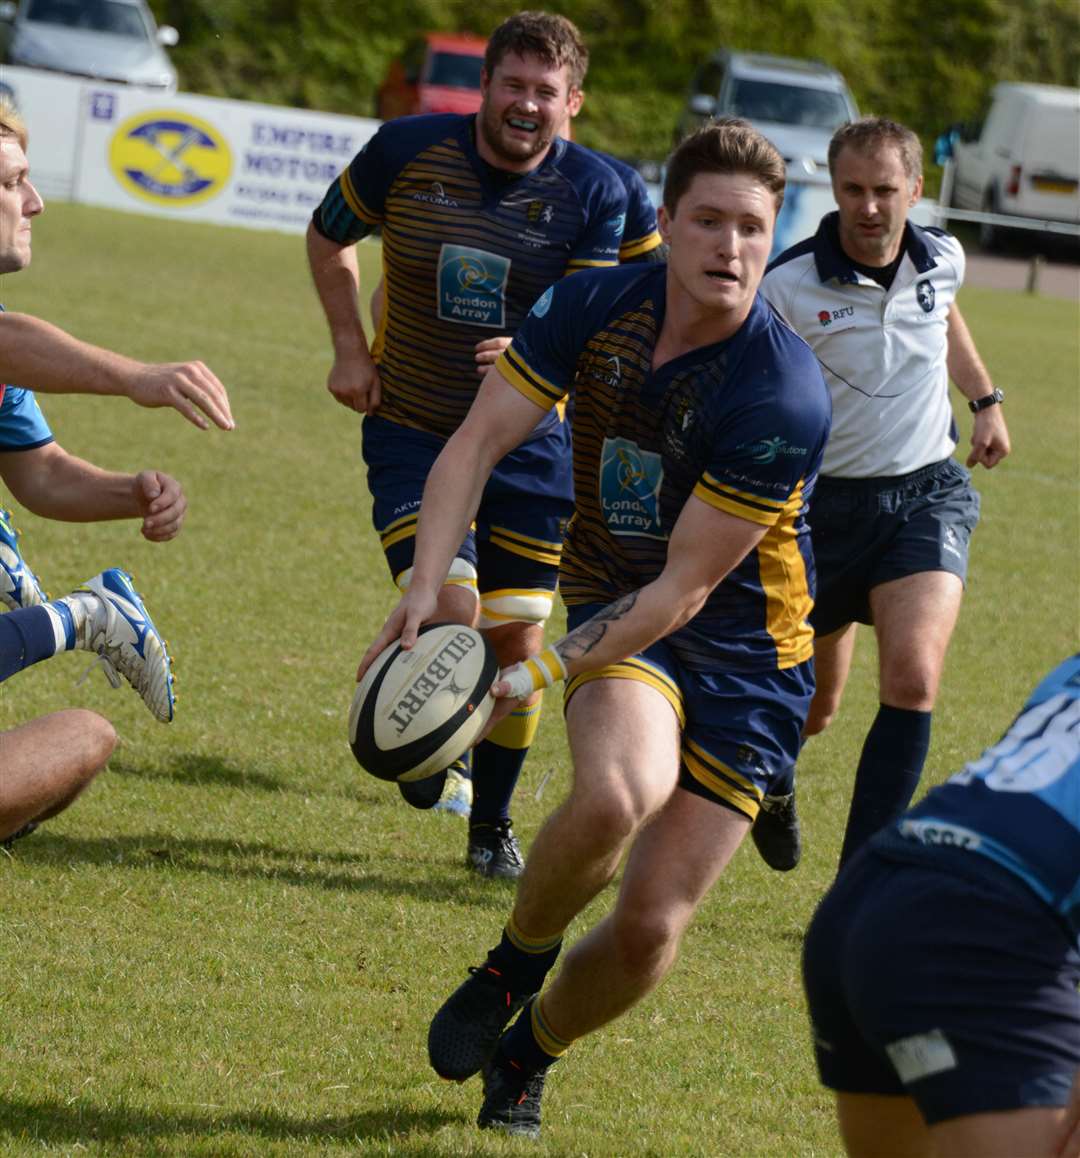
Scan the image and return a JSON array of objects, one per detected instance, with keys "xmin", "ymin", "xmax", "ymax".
[{"xmin": 109, "ymin": 111, "xmax": 231, "ymax": 206}]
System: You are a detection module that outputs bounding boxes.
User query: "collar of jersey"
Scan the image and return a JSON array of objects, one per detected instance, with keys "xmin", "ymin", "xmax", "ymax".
[
  {"xmin": 812, "ymin": 211, "xmax": 942, "ymax": 286},
  {"xmin": 461, "ymin": 116, "xmax": 566, "ymax": 199}
]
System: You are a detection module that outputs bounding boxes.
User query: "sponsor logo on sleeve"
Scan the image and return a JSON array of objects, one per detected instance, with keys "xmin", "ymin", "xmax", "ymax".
[
  {"xmin": 530, "ymin": 285, "xmax": 554, "ymax": 318},
  {"xmin": 108, "ymin": 111, "xmax": 232, "ymax": 206},
  {"xmin": 737, "ymin": 436, "xmax": 807, "ymax": 464},
  {"xmin": 599, "ymin": 437, "xmax": 665, "ymax": 539},
  {"xmin": 436, "ymin": 245, "xmax": 511, "ymax": 328}
]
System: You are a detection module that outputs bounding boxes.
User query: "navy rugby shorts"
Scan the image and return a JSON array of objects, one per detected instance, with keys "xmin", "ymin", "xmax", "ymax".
[
  {"xmin": 802, "ymin": 845, "xmax": 1080, "ymax": 1124},
  {"xmin": 361, "ymin": 414, "xmax": 573, "ymax": 598},
  {"xmin": 563, "ymin": 603, "xmax": 813, "ymax": 822},
  {"xmin": 809, "ymin": 458, "xmax": 980, "ymax": 636}
]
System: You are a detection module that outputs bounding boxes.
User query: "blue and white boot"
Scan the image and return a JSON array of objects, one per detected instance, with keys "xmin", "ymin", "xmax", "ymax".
[
  {"xmin": 52, "ymin": 568, "xmax": 175, "ymax": 723},
  {"xmin": 0, "ymin": 508, "xmax": 46, "ymax": 610}
]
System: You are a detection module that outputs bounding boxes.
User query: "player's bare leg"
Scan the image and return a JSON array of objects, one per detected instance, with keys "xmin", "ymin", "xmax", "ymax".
[
  {"xmin": 803, "ymin": 621, "xmax": 859, "ymax": 738},
  {"xmin": 426, "ymin": 678, "xmax": 679, "ymax": 1081},
  {"xmin": 510, "ymin": 678, "xmax": 682, "ymax": 938},
  {"xmin": 0, "ymin": 710, "xmax": 116, "ymax": 840},
  {"xmin": 870, "ymin": 571, "xmax": 963, "ymax": 712},
  {"xmin": 835, "ymin": 1093, "xmax": 932, "ymax": 1157},
  {"xmin": 537, "ymin": 783, "xmax": 749, "ymax": 1041},
  {"xmin": 931, "ymin": 1106, "xmax": 1069, "ymax": 1158}
]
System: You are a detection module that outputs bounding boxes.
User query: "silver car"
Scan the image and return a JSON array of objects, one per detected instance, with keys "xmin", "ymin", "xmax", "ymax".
[
  {"xmin": 676, "ymin": 51, "xmax": 858, "ymax": 182},
  {"xmin": 0, "ymin": 0, "xmax": 179, "ymax": 91}
]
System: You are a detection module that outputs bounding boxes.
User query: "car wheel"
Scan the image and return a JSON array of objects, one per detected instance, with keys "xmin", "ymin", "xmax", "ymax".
[{"xmin": 978, "ymin": 189, "xmax": 999, "ymax": 251}]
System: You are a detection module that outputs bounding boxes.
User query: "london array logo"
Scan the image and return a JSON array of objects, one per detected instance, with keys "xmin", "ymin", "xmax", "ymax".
[
  {"xmin": 437, "ymin": 244, "xmax": 511, "ymax": 328},
  {"xmin": 916, "ymin": 279, "xmax": 936, "ymax": 313},
  {"xmin": 108, "ymin": 111, "xmax": 231, "ymax": 206},
  {"xmin": 599, "ymin": 437, "xmax": 665, "ymax": 540}
]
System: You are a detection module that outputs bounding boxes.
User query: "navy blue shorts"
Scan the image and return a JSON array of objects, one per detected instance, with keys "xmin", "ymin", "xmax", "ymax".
[
  {"xmin": 361, "ymin": 415, "xmax": 574, "ymax": 620},
  {"xmin": 802, "ymin": 846, "xmax": 1080, "ymax": 1124},
  {"xmin": 564, "ymin": 604, "xmax": 813, "ymax": 821},
  {"xmin": 809, "ymin": 458, "xmax": 981, "ymax": 636}
]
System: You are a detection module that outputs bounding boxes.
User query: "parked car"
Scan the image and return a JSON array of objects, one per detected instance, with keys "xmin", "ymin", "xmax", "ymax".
[
  {"xmin": 675, "ymin": 50, "xmax": 858, "ymax": 180},
  {"xmin": 945, "ymin": 82, "xmax": 1080, "ymax": 249},
  {"xmin": 376, "ymin": 33, "xmax": 486, "ymax": 121},
  {"xmin": 0, "ymin": 0, "xmax": 178, "ymax": 91}
]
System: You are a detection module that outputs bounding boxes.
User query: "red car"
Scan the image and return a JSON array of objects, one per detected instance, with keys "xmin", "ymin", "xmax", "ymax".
[{"xmin": 376, "ymin": 33, "xmax": 487, "ymax": 120}]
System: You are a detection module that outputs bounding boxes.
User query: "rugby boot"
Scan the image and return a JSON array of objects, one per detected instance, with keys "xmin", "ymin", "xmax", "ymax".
[
  {"xmin": 428, "ymin": 962, "xmax": 535, "ymax": 1081},
  {"xmin": 477, "ymin": 1048, "xmax": 547, "ymax": 1140},
  {"xmin": 468, "ymin": 819, "xmax": 524, "ymax": 879},
  {"xmin": 751, "ymin": 791, "xmax": 802, "ymax": 871},
  {"xmin": 0, "ymin": 508, "xmax": 46, "ymax": 610},
  {"xmin": 55, "ymin": 568, "xmax": 175, "ymax": 723}
]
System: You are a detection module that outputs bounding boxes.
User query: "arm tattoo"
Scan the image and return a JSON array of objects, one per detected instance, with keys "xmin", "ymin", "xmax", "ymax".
[{"xmin": 554, "ymin": 591, "xmax": 639, "ymax": 663}]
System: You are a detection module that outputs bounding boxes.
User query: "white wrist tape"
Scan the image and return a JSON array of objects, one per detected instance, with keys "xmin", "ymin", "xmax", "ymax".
[{"xmin": 500, "ymin": 646, "xmax": 568, "ymax": 698}]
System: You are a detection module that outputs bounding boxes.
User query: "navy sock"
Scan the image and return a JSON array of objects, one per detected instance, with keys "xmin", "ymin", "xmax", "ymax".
[
  {"xmin": 499, "ymin": 1000, "xmax": 562, "ymax": 1073},
  {"xmin": 0, "ymin": 607, "xmax": 60, "ymax": 683},
  {"xmin": 470, "ymin": 738, "xmax": 528, "ymax": 825},
  {"xmin": 839, "ymin": 703, "xmax": 932, "ymax": 866},
  {"xmin": 488, "ymin": 926, "xmax": 562, "ymax": 996}
]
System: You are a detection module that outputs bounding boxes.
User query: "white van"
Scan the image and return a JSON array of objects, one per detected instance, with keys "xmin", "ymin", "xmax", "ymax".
[{"xmin": 949, "ymin": 83, "xmax": 1080, "ymax": 247}]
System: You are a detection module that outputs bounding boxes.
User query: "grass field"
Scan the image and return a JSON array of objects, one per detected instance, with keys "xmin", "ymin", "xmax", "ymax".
[{"xmin": 0, "ymin": 201, "xmax": 1076, "ymax": 1156}]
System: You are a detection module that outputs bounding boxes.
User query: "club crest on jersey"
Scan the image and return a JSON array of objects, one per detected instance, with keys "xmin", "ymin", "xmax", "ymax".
[
  {"xmin": 916, "ymin": 279, "xmax": 935, "ymax": 313},
  {"xmin": 437, "ymin": 244, "xmax": 511, "ymax": 328},
  {"xmin": 600, "ymin": 437, "xmax": 665, "ymax": 540},
  {"xmin": 527, "ymin": 200, "xmax": 554, "ymax": 224}
]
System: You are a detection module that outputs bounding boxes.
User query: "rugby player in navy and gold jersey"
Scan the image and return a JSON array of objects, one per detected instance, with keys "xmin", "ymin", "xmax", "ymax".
[
  {"xmin": 359, "ymin": 119, "xmax": 831, "ymax": 1137},
  {"xmin": 308, "ymin": 12, "xmax": 629, "ymax": 879}
]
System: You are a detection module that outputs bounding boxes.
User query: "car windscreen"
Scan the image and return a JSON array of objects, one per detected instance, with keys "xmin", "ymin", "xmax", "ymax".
[
  {"xmin": 730, "ymin": 79, "xmax": 850, "ymax": 129},
  {"xmin": 26, "ymin": 0, "xmax": 149, "ymax": 38},
  {"xmin": 427, "ymin": 51, "xmax": 484, "ymax": 89}
]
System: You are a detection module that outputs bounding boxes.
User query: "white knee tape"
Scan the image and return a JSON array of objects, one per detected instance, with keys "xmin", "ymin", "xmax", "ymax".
[
  {"xmin": 395, "ymin": 557, "xmax": 478, "ymax": 595},
  {"xmin": 478, "ymin": 589, "xmax": 553, "ymax": 629}
]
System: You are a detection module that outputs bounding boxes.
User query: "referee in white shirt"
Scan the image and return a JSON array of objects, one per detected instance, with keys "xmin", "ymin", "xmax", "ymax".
[{"xmin": 757, "ymin": 117, "xmax": 1010, "ymax": 870}]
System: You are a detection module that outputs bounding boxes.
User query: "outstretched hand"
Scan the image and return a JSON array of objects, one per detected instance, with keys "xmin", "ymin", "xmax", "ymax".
[
  {"xmin": 128, "ymin": 361, "xmax": 235, "ymax": 431},
  {"xmin": 356, "ymin": 586, "xmax": 440, "ymax": 681}
]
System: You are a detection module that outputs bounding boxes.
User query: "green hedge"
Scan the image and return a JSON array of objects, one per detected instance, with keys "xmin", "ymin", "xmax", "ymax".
[{"xmin": 150, "ymin": 0, "xmax": 1079, "ymax": 162}]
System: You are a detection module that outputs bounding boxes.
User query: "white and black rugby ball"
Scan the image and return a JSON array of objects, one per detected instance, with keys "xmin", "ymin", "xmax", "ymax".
[{"xmin": 349, "ymin": 623, "xmax": 498, "ymax": 783}]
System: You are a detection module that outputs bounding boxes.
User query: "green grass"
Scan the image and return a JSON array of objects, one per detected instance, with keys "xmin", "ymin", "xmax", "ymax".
[{"xmin": 0, "ymin": 202, "xmax": 1076, "ymax": 1156}]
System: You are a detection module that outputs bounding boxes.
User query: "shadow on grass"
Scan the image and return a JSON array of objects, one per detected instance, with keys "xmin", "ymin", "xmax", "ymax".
[
  {"xmin": 23, "ymin": 831, "xmax": 511, "ymax": 909},
  {"xmin": 0, "ymin": 1095, "xmax": 459, "ymax": 1147},
  {"xmin": 109, "ymin": 752, "xmax": 321, "ymax": 797}
]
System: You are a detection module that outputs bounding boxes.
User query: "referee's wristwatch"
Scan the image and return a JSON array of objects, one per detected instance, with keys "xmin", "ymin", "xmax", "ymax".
[{"xmin": 969, "ymin": 387, "xmax": 1005, "ymax": 413}]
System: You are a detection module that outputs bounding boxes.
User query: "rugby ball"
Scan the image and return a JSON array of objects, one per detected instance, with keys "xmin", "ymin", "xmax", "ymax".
[{"xmin": 348, "ymin": 623, "xmax": 498, "ymax": 783}]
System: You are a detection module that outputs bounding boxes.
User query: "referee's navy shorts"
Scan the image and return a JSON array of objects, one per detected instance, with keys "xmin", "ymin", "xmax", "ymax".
[
  {"xmin": 809, "ymin": 457, "xmax": 980, "ymax": 636},
  {"xmin": 802, "ymin": 844, "xmax": 1080, "ymax": 1125}
]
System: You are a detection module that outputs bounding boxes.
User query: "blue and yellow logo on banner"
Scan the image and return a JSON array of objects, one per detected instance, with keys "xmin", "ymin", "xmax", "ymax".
[{"xmin": 109, "ymin": 111, "xmax": 231, "ymax": 206}]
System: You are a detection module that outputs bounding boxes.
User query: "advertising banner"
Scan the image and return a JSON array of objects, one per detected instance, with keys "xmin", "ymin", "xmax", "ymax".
[
  {"xmin": 73, "ymin": 86, "xmax": 380, "ymax": 234},
  {"xmin": 0, "ymin": 64, "xmax": 83, "ymax": 199}
]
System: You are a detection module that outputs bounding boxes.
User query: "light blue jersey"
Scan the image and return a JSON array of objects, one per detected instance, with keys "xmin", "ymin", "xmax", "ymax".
[
  {"xmin": 879, "ymin": 655, "xmax": 1080, "ymax": 940},
  {"xmin": 0, "ymin": 305, "xmax": 54, "ymax": 452}
]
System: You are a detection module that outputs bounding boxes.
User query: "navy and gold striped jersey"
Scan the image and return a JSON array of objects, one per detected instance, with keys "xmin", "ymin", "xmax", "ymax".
[
  {"xmin": 589, "ymin": 150, "xmax": 663, "ymax": 263},
  {"xmin": 497, "ymin": 265, "xmax": 831, "ymax": 672},
  {"xmin": 312, "ymin": 114, "xmax": 627, "ymax": 440}
]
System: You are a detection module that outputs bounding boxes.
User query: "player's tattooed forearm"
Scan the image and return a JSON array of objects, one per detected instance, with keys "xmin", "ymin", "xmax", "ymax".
[{"xmin": 555, "ymin": 592, "xmax": 639, "ymax": 662}]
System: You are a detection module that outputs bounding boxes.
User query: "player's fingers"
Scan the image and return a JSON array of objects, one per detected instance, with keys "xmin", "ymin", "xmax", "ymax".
[
  {"xmin": 357, "ymin": 625, "xmax": 398, "ymax": 681},
  {"xmin": 366, "ymin": 372, "xmax": 383, "ymax": 417},
  {"xmin": 189, "ymin": 363, "xmax": 235, "ymax": 429}
]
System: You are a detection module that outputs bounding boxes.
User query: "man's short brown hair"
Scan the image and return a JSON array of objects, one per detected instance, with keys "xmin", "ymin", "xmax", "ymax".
[
  {"xmin": 828, "ymin": 117, "xmax": 923, "ymax": 183},
  {"xmin": 484, "ymin": 11, "xmax": 589, "ymax": 90},
  {"xmin": 663, "ymin": 118, "xmax": 786, "ymax": 214},
  {"xmin": 0, "ymin": 101, "xmax": 27, "ymax": 150}
]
